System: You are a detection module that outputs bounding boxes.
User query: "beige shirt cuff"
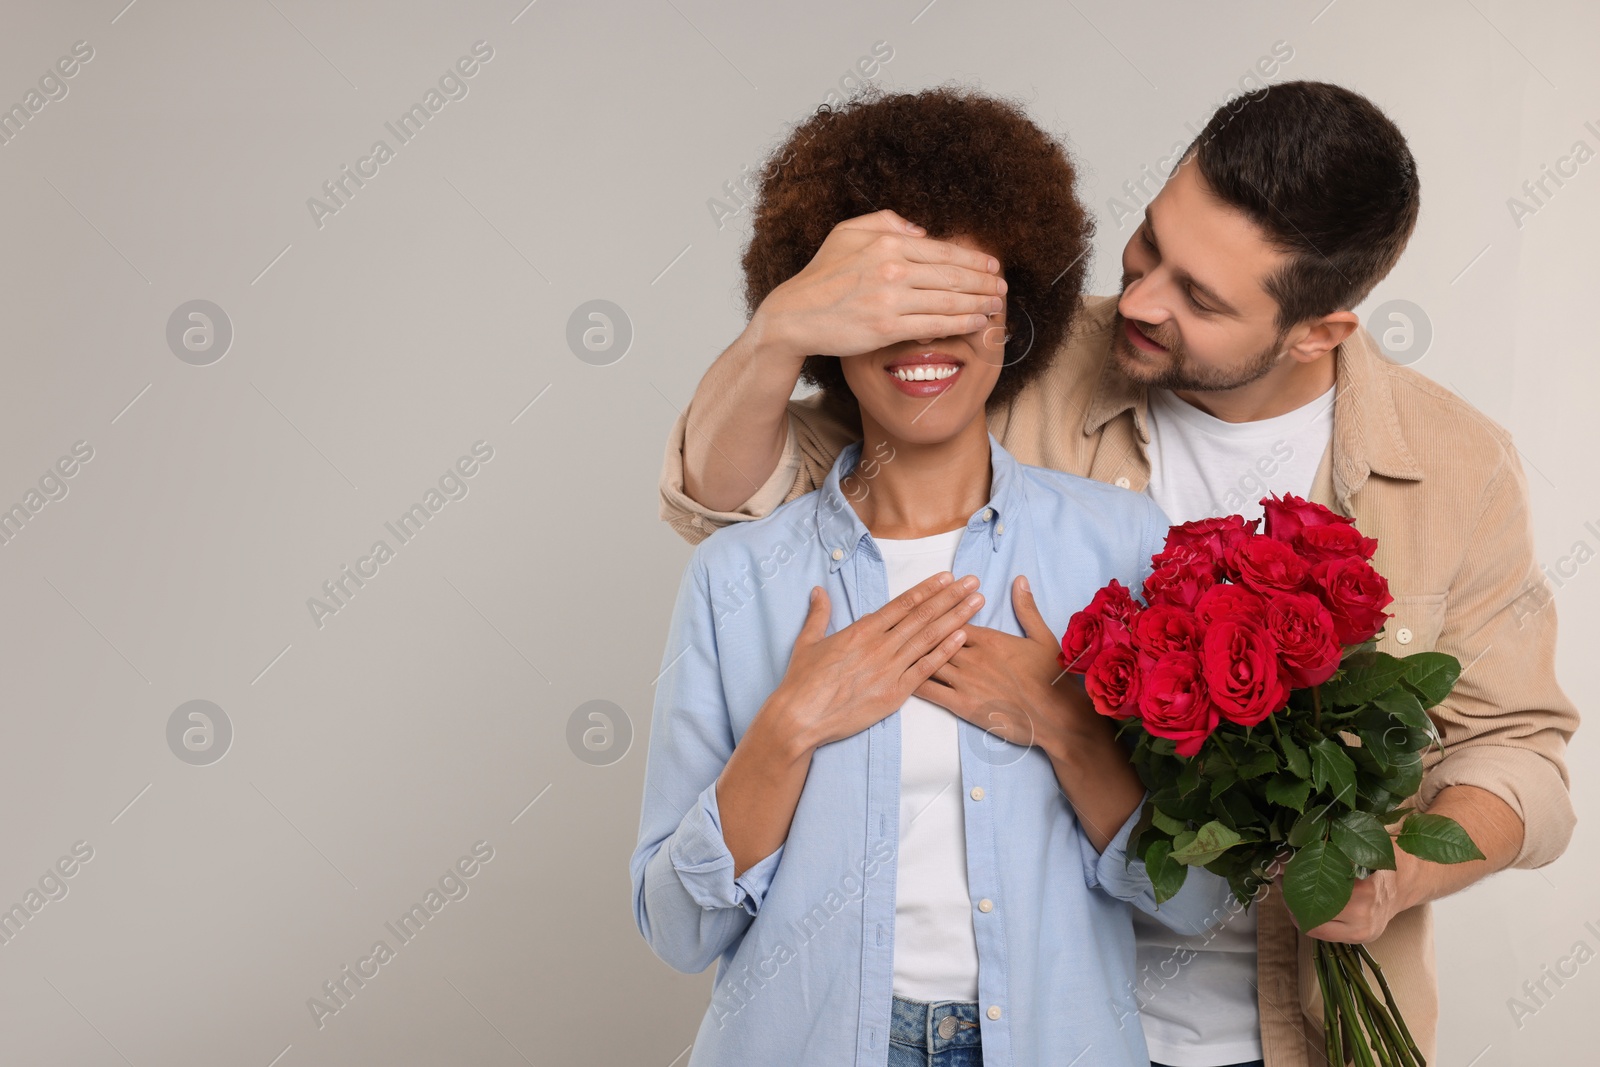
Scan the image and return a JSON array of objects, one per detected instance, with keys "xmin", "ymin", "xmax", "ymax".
[
  {"xmin": 1420, "ymin": 744, "xmax": 1576, "ymax": 869},
  {"xmin": 658, "ymin": 407, "xmax": 802, "ymax": 545}
]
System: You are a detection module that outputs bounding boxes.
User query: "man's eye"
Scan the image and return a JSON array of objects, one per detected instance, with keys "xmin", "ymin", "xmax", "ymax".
[{"xmin": 1185, "ymin": 289, "xmax": 1213, "ymax": 314}]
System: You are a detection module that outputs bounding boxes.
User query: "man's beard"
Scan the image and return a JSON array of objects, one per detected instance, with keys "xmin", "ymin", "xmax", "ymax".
[{"xmin": 1110, "ymin": 311, "xmax": 1287, "ymax": 392}]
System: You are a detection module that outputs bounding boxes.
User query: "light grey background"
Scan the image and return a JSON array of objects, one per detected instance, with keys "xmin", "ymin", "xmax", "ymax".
[{"xmin": 0, "ymin": 1, "xmax": 1594, "ymax": 1064}]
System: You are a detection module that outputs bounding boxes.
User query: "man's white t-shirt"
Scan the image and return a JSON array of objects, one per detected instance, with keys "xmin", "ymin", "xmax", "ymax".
[
  {"xmin": 877, "ymin": 527, "xmax": 982, "ymax": 1001},
  {"xmin": 1134, "ymin": 383, "xmax": 1335, "ymax": 1066}
]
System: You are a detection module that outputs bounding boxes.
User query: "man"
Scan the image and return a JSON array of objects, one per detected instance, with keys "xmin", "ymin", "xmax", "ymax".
[{"xmin": 657, "ymin": 81, "xmax": 1578, "ymax": 1066}]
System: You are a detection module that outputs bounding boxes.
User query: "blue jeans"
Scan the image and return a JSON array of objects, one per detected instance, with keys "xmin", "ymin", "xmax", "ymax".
[{"xmin": 888, "ymin": 995, "xmax": 983, "ymax": 1067}]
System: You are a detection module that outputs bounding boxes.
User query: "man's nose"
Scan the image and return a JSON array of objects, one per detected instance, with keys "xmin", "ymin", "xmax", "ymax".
[{"xmin": 1118, "ymin": 275, "xmax": 1169, "ymax": 327}]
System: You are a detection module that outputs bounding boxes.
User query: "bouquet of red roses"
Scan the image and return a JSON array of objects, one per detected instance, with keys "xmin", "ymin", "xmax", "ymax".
[{"xmin": 1062, "ymin": 494, "xmax": 1482, "ymax": 1067}]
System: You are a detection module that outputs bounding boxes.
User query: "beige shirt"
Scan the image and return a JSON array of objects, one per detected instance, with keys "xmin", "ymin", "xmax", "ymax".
[{"xmin": 657, "ymin": 294, "xmax": 1579, "ymax": 1065}]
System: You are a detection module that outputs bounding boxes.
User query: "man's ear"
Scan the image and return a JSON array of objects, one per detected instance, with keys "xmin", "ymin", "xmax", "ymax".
[{"xmin": 1287, "ymin": 310, "xmax": 1358, "ymax": 364}]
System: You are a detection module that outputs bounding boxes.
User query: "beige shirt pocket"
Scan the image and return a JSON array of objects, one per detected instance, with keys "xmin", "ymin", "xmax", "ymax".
[{"xmin": 1375, "ymin": 592, "xmax": 1447, "ymax": 655}]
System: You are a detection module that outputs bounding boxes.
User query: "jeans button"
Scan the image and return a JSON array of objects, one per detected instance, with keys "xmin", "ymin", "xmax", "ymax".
[{"xmin": 937, "ymin": 1015, "xmax": 958, "ymax": 1039}]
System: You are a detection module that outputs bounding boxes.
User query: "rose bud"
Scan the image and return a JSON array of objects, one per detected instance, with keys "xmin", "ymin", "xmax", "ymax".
[{"xmin": 1261, "ymin": 492, "xmax": 1353, "ymax": 543}]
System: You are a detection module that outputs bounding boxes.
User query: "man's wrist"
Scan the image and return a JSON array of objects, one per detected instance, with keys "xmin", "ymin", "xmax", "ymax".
[{"xmin": 741, "ymin": 306, "xmax": 810, "ymax": 368}]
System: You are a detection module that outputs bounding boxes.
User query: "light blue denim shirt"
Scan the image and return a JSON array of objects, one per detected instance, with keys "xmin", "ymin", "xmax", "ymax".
[{"xmin": 631, "ymin": 433, "xmax": 1231, "ymax": 1067}]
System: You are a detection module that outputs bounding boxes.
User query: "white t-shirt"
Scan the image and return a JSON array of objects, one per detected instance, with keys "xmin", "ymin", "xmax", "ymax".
[
  {"xmin": 877, "ymin": 527, "xmax": 981, "ymax": 1001},
  {"xmin": 1134, "ymin": 383, "xmax": 1334, "ymax": 1067}
]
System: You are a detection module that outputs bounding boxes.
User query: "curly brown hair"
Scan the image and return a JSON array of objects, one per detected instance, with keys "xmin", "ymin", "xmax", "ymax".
[{"xmin": 741, "ymin": 86, "xmax": 1093, "ymax": 413}]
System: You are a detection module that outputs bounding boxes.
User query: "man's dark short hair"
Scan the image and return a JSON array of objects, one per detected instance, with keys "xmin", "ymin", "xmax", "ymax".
[
  {"xmin": 1181, "ymin": 80, "xmax": 1421, "ymax": 329},
  {"xmin": 741, "ymin": 86, "xmax": 1093, "ymax": 413}
]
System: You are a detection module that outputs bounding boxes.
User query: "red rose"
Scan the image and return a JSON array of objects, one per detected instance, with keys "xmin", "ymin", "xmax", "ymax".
[
  {"xmin": 1310, "ymin": 556, "xmax": 1394, "ymax": 645},
  {"xmin": 1194, "ymin": 583, "xmax": 1267, "ymax": 628},
  {"xmin": 1144, "ymin": 546, "xmax": 1218, "ymax": 610},
  {"xmin": 1295, "ymin": 523, "xmax": 1378, "ymax": 565},
  {"xmin": 1229, "ymin": 535, "xmax": 1311, "ymax": 594},
  {"xmin": 1132, "ymin": 604, "xmax": 1200, "ymax": 660},
  {"xmin": 1261, "ymin": 493, "xmax": 1352, "ymax": 543},
  {"xmin": 1263, "ymin": 592, "xmax": 1342, "ymax": 688},
  {"xmin": 1137, "ymin": 651, "xmax": 1219, "ymax": 757},
  {"xmin": 1060, "ymin": 581, "xmax": 1139, "ymax": 672},
  {"xmin": 1084, "ymin": 642, "xmax": 1141, "ymax": 719},
  {"xmin": 1060, "ymin": 613, "xmax": 1129, "ymax": 673},
  {"xmin": 1161, "ymin": 515, "xmax": 1260, "ymax": 574},
  {"xmin": 1201, "ymin": 616, "xmax": 1290, "ymax": 727}
]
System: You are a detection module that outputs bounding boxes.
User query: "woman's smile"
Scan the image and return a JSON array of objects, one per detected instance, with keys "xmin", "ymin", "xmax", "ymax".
[{"xmin": 884, "ymin": 352, "xmax": 966, "ymax": 398}]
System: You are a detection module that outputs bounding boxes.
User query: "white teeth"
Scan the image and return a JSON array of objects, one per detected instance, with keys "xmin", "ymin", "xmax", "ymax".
[{"xmin": 890, "ymin": 365, "xmax": 959, "ymax": 382}]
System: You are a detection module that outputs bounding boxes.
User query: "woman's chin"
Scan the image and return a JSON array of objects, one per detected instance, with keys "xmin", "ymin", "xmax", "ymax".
[{"xmin": 862, "ymin": 408, "xmax": 985, "ymax": 448}]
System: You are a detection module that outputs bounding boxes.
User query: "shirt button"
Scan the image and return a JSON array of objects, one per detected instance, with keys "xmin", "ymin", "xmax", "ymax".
[
  {"xmin": 1114, "ymin": 476, "xmax": 1131, "ymax": 489},
  {"xmin": 987, "ymin": 1005, "xmax": 1002, "ymax": 1021},
  {"xmin": 831, "ymin": 548, "xmax": 843, "ymax": 561},
  {"xmin": 995, "ymin": 522, "xmax": 1004, "ymax": 535},
  {"xmin": 969, "ymin": 786, "xmax": 985, "ymax": 801},
  {"xmin": 1396, "ymin": 627, "xmax": 1413, "ymax": 645},
  {"xmin": 978, "ymin": 898, "xmax": 994, "ymax": 913},
  {"xmin": 982, "ymin": 508, "xmax": 994, "ymax": 521}
]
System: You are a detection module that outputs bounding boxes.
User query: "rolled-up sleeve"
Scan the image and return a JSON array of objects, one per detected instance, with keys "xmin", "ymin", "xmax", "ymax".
[
  {"xmin": 630, "ymin": 553, "xmax": 781, "ymax": 973},
  {"xmin": 668, "ymin": 780, "xmax": 785, "ymax": 911},
  {"xmin": 1085, "ymin": 801, "xmax": 1233, "ymax": 937},
  {"xmin": 658, "ymin": 407, "xmax": 802, "ymax": 546},
  {"xmin": 1417, "ymin": 453, "xmax": 1579, "ymax": 869},
  {"xmin": 658, "ymin": 392, "xmax": 862, "ymax": 546}
]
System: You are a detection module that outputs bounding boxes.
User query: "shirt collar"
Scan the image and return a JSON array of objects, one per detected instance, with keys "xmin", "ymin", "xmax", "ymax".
[
  {"xmin": 1327, "ymin": 325, "xmax": 1423, "ymax": 508},
  {"xmin": 1077, "ymin": 300, "xmax": 1423, "ymax": 509},
  {"xmin": 1079, "ymin": 300, "xmax": 1151, "ymax": 445},
  {"xmin": 813, "ymin": 432, "xmax": 1023, "ymax": 573}
]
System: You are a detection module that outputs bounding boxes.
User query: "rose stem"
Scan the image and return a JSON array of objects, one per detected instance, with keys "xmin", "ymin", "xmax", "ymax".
[{"xmin": 1356, "ymin": 942, "xmax": 1425, "ymax": 1064}]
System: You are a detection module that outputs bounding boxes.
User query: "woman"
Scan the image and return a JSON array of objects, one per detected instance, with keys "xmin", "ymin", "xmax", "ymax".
[{"xmin": 631, "ymin": 88, "xmax": 1229, "ymax": 1066}]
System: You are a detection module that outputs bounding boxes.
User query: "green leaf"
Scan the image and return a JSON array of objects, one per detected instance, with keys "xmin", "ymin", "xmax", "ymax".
[
  {"xmin": 1238, "ymin": 747, "xmax": 1278, "ymax": 779},
  {"xmin": 1368, "ymin": 695, "xmax": 1439, "ymax": 763},
  {"xmin": 1340, "ymin": 639, "xmax": 1379, "ymax": 660},
  {"xmin": 1400, "ymin": 651, "xmax": 1461, "ymax": 708},
  {"xmin": 1265, "ymin": 773, "xmax": 1313, "ymax": 812},
  {"xmin": 1209, "ymin": 771, "xmax": 1238, "ymax": 801},
  {"xmin": 1372, "ymin": 804, "xmax": 1415, "ymax": 824},
  {"xmin": 1322, "ymin": 652, "xmax": 1410, "ymax": 706},
  {"xmin": 1143, "ymin": 839, "xmax": 1189, "ymax": 904},
  {"xmin": 1281, "ymin": 840, "xmax": 1356, "ymax": 929},
  {"xmin": 1169, "ymin": 820, "xmax": 1243, "ymax": 866},
  {"xmin": 1226, "ymin": 870, "xmax": 1263, "ymax": 906},
  {"xmin": 1288, "ymin": 803, "xmax": 1330, "ymax": 848},
  {"xmin": 1215, "ymin": 791, "xmax": 1259, "ymax": 835},
  {"xmin": 1157, "ymin": 788, "xmax": 1211, "ymax": 823},
  {"xmin": 1328, "ymin": 810, "xmax": 1397, "ymax": 871},
  {"xmin": 1373, "ymin": 687, "xmax": 1428, "ymax": 732},
  {"xmin": 1395, "ymin": 813, "xmax": 1486, "ymax": 864},
  {"xmin": 1378, "ymin": 751, "xmax": 1425, "ymax": 799},
  {"xmin": 1281, "ymin": 734, "xmax": 1310, "ymax": 779},
  {"xmin": 1356, "ymin": 725, "xmax": 1401, "ymax": 776},
  {"xmin": 1151, "ymin": 808, "xmax": 1188, "ymax": 836},
  {"xmin": 1128, "ymin": 800, "xmax": 1156, "ymax": 846},
  {"xmin": 1177, "ymin": 758, "xmax": 1203, "ymax": 796},
  {"xmin": 1310, "ymin": 739, "xmax": 1359, "ymax": 808}
]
